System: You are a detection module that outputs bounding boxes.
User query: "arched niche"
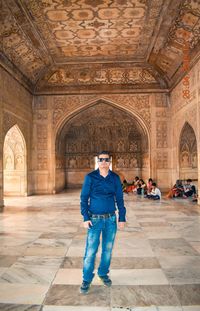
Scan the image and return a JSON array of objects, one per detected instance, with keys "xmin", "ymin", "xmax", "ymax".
[
  {"xmin": 55, "ymin": 101, "xmax": 149, "ymax": 190},
  {"xmin": 179, "ymin": 122, "xmax": 198, "ymax": 181},
  {"xmin": 3, "ymin": 125, "xmax": 27, "ymax": 196}
]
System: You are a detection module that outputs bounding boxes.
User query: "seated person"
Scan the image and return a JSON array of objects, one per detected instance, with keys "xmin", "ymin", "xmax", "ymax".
[
  {"xmin": 146, "ymin": 182, "xmax": 161, "ymax": 200},
  {"xmin": 132, "ymin": 176, "xmax": 140, "ymax": 193},
  {"xmin": 183, "ymin": 179, "xmax": 196, "ymax": 198},
  {"xmin": 147, "ymin": 178, "xmax": 153, "ymax": 193},
  {"xmin": 122, "ymin": 179, "xmax": 135, "ymax": 194},
  {"xmin": 165, "ymin": 180, "xmax": 184, "ymax": 199},
  {"xmin": 137, "ymin": 179, "xmax": 147, "ymax": 195},
  {"xmin": 122, "ymin": 179, "xmax": 128, "ymax": 193}
]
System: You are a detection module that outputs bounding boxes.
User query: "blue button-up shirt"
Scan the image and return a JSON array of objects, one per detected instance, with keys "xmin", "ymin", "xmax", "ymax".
[{"xmin": 80, "ymin": 169, "xmax": 126, "ymax": 222}]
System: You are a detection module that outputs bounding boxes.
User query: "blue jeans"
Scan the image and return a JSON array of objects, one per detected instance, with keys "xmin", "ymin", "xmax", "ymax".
[
  {"xmin": 83, "ymin": 215, "xmax": 117, "ymax": 283},
  {"xmin": 147, "ymin": 194, "xmax": 160, "ymax": 200}
]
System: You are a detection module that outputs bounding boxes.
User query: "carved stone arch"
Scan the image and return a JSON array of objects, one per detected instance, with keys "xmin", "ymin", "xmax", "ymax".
[
  {"xmin": 55, "ymin": 97, "xmax": 150, "ymax": 147},
  {"xmin": 179, "ymin": 122, "xmax": 197, "ymax": 180},
  {"xmin": 3, "ymin": 124, "xmax": 27, "ymax": 196},
  {"xmin": 54, "ymin": 97, "xmax": 150, "ymax": 191},
  {"xmin": 177, "ymin": 118, "xmax": 197, "ymax": 145},
  {"xmin": 3, "ymin": 112, "xmax": 29, "ymax": 145}
]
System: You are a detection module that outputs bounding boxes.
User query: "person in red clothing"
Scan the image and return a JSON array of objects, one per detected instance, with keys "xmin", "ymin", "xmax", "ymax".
[{"xmin": 146, "ymin": 178, "xmax": 153, "ymax": 194}]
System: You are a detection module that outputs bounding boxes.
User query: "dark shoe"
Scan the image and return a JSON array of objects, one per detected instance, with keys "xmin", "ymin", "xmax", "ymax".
[
  {"xmin": 79, "ymin": 281, "xmax": 91, "ymax": 294},
  {"xmin": 98, "ymin": 275, "xmax": 112, "ymax": 287}
]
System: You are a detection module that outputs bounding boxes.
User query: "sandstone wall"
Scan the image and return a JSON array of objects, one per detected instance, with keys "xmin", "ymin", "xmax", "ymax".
[
  {"xmin": 0, "ymin": 67, "xmax": 33, "ymax": 205},
  {"xmin": 33, "ymin": 93, "xmax": 171, "ymax": 193},
  {"xmin": 171, "ymin": 58, "xmax": 200, "ymax": 201}
]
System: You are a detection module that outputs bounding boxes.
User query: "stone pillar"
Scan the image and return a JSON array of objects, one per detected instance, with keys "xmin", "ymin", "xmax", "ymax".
[
  {"xmin": 197, "ymin": 85, "xmax": 200, "ymax": 205},
  {"xmin": 32, "ymin": 96, "xmax": 55, "ymax": 194},
  {"xmin": 149, "ymin": 94, "xmax": 157, "ymax": 181},
  {"xmin": 0, "ymin": 83, "xmax": 4, "ymax": 208},
  {"xmin": 150, "ymin": 94, "xmax": 171, "ymax": 191}
]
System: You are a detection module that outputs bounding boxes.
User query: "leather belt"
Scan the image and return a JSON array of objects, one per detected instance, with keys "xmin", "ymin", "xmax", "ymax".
[{"xmin": 89, "ymin": 212, "xmax": 116, "ymax": 219}]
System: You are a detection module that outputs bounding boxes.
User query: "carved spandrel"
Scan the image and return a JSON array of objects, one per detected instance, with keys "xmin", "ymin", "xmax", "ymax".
[{"xmin": 52, "ymin": 95, "xmax": 151, "ymax": 131}]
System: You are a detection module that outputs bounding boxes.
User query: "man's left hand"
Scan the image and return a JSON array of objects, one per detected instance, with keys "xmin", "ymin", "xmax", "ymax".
[{"xmin": 118, "ymin": 222, "xmax": 125, "ymax": 229}]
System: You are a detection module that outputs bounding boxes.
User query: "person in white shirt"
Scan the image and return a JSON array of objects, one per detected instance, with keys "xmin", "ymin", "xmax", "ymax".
[
  {"xmin": 146, "ymin": 182, "xmax": 161, "ymax": 200},
  {"xmin": 183, "ymin": 179, "xmax": 196, "ymax": 198}
]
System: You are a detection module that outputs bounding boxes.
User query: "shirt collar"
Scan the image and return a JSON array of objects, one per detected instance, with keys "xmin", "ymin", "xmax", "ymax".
[{"xmin": 97, "ymin": 168, "xmax": 111, "ymax": 176}]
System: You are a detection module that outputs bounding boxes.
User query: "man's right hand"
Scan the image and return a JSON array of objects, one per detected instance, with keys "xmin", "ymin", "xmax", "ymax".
[{"xmin": 83, "ymin": 220, "xmax": 92, "ymax": 229}]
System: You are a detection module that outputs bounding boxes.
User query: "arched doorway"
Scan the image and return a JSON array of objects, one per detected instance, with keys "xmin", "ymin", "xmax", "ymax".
[
  {"xmin": 3, "ymin": 125, "xmax": 27, "ymax": 196},
  {"xmin": 179, "ymin": 122, "xmax": 198, "ymax": 181},
  {"xmin": 55, "ymin": 101, "xmax": 149, "ymax": 191}
]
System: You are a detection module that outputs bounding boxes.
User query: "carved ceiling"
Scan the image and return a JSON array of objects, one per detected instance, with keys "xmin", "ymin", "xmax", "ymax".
[{"xmin": 0, "ymin": 0, "xmax": 200, "ymax": 94}]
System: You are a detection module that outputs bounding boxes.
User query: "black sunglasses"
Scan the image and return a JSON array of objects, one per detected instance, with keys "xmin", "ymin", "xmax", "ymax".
[{"xmin": 98, "ymin": 158, "xmax": 111, "ymax": 162}]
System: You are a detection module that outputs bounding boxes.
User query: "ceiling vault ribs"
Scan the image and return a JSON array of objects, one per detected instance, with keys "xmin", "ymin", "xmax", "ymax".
[
  {"xmin": 0, "ymin": 0, "xmax": 200, "ymax": 94},
  {"xmin": 146, "ymin": 0, "xmax": 178, "ymax": 61},
  {"xmin": 16, "ymin": 0, "xmax": 55, "ymax": 86}
]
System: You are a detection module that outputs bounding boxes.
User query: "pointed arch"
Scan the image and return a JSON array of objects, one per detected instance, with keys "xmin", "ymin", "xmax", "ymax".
[
  {"xmin": 3, "ymin": 124, "xmax": 27, "ymax": 196},
  {"xmin": 53, "ymin": 98, "xmax": 151, "ymax": 192},
  {"xmin": 55, "ymin": 97, "xmax": 150, "ymax": 147},
  {"xmin": 179, "ymin": 122, "xmax": 197, "ymax": 179}
]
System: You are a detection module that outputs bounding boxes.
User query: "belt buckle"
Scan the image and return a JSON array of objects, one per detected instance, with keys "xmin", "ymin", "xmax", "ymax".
[{"xmin": 90, "ymin": 213, "xmax": 114, "ymax": 219}]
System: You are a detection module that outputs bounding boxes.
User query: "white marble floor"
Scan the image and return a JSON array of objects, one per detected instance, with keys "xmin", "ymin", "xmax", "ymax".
[{"xmin": 0, "ymin": 190, "xmax": 200, "ymax": 311}]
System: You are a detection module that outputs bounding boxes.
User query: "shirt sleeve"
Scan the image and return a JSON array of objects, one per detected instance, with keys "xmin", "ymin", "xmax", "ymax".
[
  {"xmin": 115, "ymin": 175, "xmax": 126, "ymax": 222},
  {"xmin": 155, "ymin": 188, "xmax": 161, "ymax": 198},
  {"xmin": 80, "ymin": 174, "xmax": 92, "ymax": 221}
]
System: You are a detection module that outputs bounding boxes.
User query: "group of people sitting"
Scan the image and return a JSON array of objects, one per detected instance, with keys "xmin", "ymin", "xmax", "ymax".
[
  {"xmin": 165, "ymin": 179, "xmax": 197, "ymax": 200},
  {"xmin": 122, "ymin": 177, "xmax": 161, "ymax": 200},
  {"xmin": 122, "ymin": 177, "xmax": 198, "ymax": 202}
]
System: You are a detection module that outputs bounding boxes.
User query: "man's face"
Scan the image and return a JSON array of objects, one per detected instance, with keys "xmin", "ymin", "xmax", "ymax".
[{"xmin": 98, "ymin": 154, "xmax": 111, "ymax": 168}]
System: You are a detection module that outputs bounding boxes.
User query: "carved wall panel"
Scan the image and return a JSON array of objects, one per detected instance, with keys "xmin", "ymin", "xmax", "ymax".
[
  {"xmin": 179, "ymin": 122, "xmax": 197, "ymax": 169},
  {"xmin": 37, "ymin": 125, "xmax": 48, "ymax": 150},
  {"xmin": 156, "ymin": 151, "xmax": 168, "ymax": 169},
  {"xmin": 33, "ymin": 97, "xmax": 49, "ymax": 172},
  {"xmin": 155, "ymin": 94, "xmax": 168, "ymax": 107},
  {"xmin": 37, "ymin": 154, "xmax": 48, "ymax": 170},
  {"xmin": 152, "ymin": 102, "xmax": 171, "ymax": 171},
  {"xmin": 156, "ymin": 121, "xmax": 168, "ymax": 148}
]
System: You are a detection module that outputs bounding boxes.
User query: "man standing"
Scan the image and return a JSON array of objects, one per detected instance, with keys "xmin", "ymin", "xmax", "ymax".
[{"xmin": 80, "ymin": 151, "xmax": 126, "ymax": 294}]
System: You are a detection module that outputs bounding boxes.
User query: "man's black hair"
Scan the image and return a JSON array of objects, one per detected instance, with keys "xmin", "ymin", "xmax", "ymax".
[{"xmin": 97, "ymin": 151, "xmax": 111, "ymax": 157}]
